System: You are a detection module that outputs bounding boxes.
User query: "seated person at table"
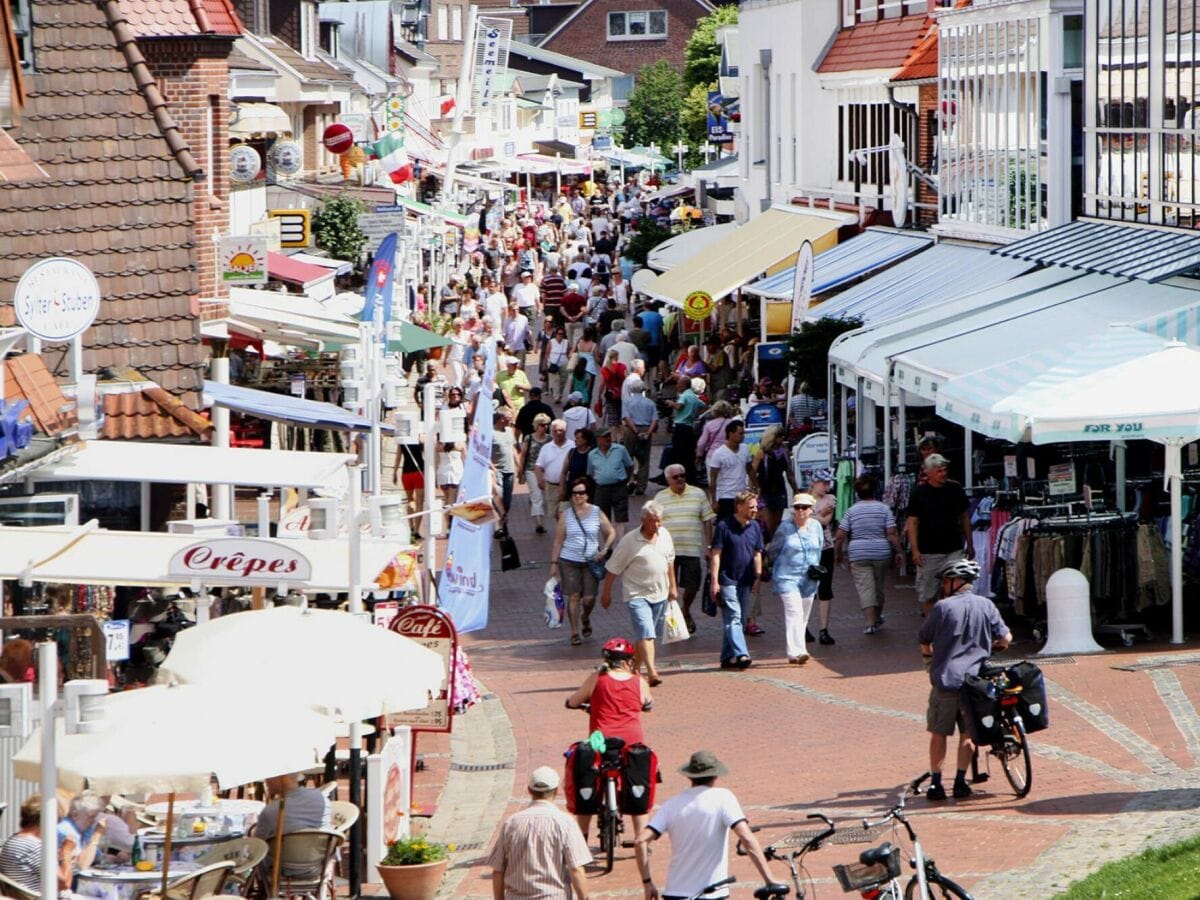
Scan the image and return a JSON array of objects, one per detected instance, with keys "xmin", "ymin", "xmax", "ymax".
[
  {"xmin": 1, "ymin": 794, "xmax": 74, "ymax": 895},
  {"xmin": 58, "ymin": 792, "xmax": 107, "ymax": 871},
  {"xmin": 254, "ymin": 774, "xmax": 332, "ymax": 880}
]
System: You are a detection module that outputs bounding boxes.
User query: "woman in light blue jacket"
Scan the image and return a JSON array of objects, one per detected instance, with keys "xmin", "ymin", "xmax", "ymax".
[{"xmin": 768, "ymin": 493, "xmax": 826, "ymax": 664}]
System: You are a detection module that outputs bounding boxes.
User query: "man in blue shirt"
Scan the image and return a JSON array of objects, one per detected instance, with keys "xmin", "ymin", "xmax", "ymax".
[
  {"xmin": 639, "ymin": 305, "xmax": 665, "ymax": 372},
  {"xmin": 588, "ymin": 427, "xmax": 635, "ymax": 538},
  {"xmin": 710, "ymin": 490, "xmax": 764, "ymax": 670},
  {"xmin": 917, "ymin": 558, "xmax": 1011, "ymax": 801}
]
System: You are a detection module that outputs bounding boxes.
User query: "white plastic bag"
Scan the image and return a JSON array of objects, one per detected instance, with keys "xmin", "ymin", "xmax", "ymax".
[
  {"xmin": 663, "ymin": 599, "xmax": 690, "ymax": 644},
  {"xmin": 544, "ymin": 577, "xmax": 564, "ymax": 628}
]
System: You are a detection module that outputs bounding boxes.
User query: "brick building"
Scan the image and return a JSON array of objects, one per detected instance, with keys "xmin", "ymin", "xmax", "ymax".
[
  {"xmin": 538, "ymin": 0, "xmax": 715, "ymax": 76},
  {"xmin": 0, "ymin": 0, "xmax": 243, "ymax": 408}
]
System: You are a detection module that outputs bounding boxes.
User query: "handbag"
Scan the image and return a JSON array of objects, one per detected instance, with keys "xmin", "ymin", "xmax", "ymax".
[
  {"xmin": 500, "ymin": 534, "xmax": 521, "ymax": 571},
  {"xmin": 572, "ymin": 505, "xmax": 608, "ymax": 582},
  {"xmin": 663, "ymin": 599, "xmax": 691, "ymax": 643}
]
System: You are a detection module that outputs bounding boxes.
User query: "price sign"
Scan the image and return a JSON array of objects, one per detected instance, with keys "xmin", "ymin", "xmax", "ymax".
[
  {"xmin": 103, "ymin": 620, "xmax": 131, "ymax": 662},
  {"xmin": 373, "ymin": 601, "xmax": 400, "ymax": 629}
]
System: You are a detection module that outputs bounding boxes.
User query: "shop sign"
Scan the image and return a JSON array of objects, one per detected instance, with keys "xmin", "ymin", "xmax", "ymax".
[
  {"xmin": 290, "ymin": 373, "xmax": 305, "ymax": 397},
  {"xmin": 389, "ymin": 605, "xmax": 456, "ymax": 731},
  {"xmin": 793, "ymin": 432, "xmax": 832, "ymax": 489},
  {"xmin": 322, "ymin": 122, "xmax": 355, "ymax": 155},
  {"xmin": 340, "ymin": 113, "xmax": 370, "ymax": 143},
  {"xmin": 366, "ymin": 727, "xmax": 412, "ymax": 871},
  {"xmin": 593, "ymin": 135, "xmax": 612, "ymax": 151},
  {"xmin": 267, "ymin": 209, "xmax": 311, "ymax": 248},
  {"xmin": 707, "ymin": 90, "xmax": 737, "ymax": 143},
  {"xmin": 269, "ymin": 140, "xmax": 303, "ymax": 176},
  {"xmin": 385, "ymin": 94, "xmax": 407, "ymax": 135},
  {"xmin": 473, "ymin": 17, "xmax": 512, "ymax": 110},
  {"xmin": 248, "ymin": 217, "xmax": 282, "ymax": 252},
  {"xmin": 218, "ymin": 235, "xmax": 268, "ymax": 285},
  {"xmin": 683, "ymin": 290, "xmax": 714, "ymax": 321},
  {"xmin": 1047, "ymin": 463, "xmax": 1077, "ymax": 496},
  {"xmin": 579, "ymin": 111, "xmax": 597, "ymax": 129},
  {"xmin": 1003, "ymin": 455, "xmax": 1018, "ymax": 477},
  {"xmin": 14, "ymin": 257, "xmax": 101, "ymax": 343},
  {"xmin": 229, "ymin": 144, "xmax": 261, "ymax": 183},
  {"xmin": 790, "ymin": 240, "xmax": 813, "ymax": 331},
  {"xmin": 0, "ymin": 400, "xmax": 34, "ymax": 461},
  {"xmin": 168, "ymin": 538, "xmax": 313, "ymax": 584}
]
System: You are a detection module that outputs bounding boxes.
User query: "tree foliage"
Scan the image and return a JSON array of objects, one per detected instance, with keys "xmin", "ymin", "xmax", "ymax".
[
  {"xmin": 312, "ymin": 195, "xmax": 368, "ymax": 268},
  {"xmin": 625, "ymin": 60, "xmax": 684, "ymax": 150},
  {"xmin": 786, "ymin": 317, "xmax": 865, "ymax": 399},
  {"xmin": 681, "ymin": 82, "xmax": 712, "ymax": 167},
  {"xmin": 622, "ymin": 222, "xmax": 674, "ymax": 267},
  {"xmin": 683, "ymin": 4, "xmax": 738, "ymax": 89}
]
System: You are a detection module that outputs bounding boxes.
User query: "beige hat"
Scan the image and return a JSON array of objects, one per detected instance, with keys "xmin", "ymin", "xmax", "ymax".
[
  {"xmin": 528, "ymin": 766, "xmax": 560, "ymax": 791},
  {"xmin": 792, "ymin": 493, "xmax": 817, "ymax": 508}
]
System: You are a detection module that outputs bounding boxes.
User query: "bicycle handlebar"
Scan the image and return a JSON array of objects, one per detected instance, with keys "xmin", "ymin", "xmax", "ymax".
[{"xmin": 685, "ymin": 875, "xmax": 736, "ymax": 900}]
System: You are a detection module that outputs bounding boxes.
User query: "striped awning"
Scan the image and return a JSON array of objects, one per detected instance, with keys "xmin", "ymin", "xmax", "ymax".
[{"xmin": 993, "ymin": 219, "xmax": 1200, "ymax": 282}]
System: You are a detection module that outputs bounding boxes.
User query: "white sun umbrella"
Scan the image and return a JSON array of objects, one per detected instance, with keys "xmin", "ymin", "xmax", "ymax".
[
  {"xmin": 162, "ymin": 606, "xmax": 445, "ymax": 721},
  {"xmin": 13, "ymin": 684, "xmax": 338, "ymax": 894}
]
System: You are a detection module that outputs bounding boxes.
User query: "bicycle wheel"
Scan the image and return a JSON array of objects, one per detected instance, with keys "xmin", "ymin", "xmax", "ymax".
[
  {"xmin": 997, "ymin": 717, "xmax": 1032, "ymax": 798},
  {"xmin": 601, "ymin": 806, "xmax": 617, "ymax": 872},
  {"xmin": 905, "ymin": 873, "xmax": 974, "ymax": 899}
]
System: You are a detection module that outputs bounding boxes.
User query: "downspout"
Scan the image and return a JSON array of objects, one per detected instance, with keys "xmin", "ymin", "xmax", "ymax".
[
  {"xmin": 100, "ymin": 0, "xmax": 205, "ymax": 182},
  {"xmin": 760, "ymin": 49, "xmax": 772, "ymax": 210}
]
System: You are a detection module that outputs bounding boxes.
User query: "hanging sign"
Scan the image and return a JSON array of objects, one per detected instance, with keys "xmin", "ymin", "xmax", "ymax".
[
  {"xmin": 102, "ymin": 620, "xmax": 131, "ymax": 662},
  {"xmin": 167, "ymin": 538, "xmax": 313, "ymax": 584},
  {"xmin": 706, "ymin": 91, "xmax": 737, "ymax": 143},
  {"xmin": 229, "ymin": 145, "xmax": 262, "ymax": 183},
  {"xmin": 1047, "ymin": 463, "xmax": 1077, "ymax": 496},
  {"xmin": 323, "ymin": 122, "xmax": 355, "ymax": 155},
  {"xmin": 218, "ymin": 236, "xmax": 269, "ymax": 285},
  {"xmin": 1003, "ymin": 455, "xmax": 1018, "ymax": 477},
  {"xmin": 793, "ymin": 432, "xmax": 833, "ymax": 489},
  {"xmin": 389, "ymin": 605, "xmax": 457, "ymax": 731},
  {"xmin": 790, "ymin": 241, "xmax": 814, "ymax": 331},
  {"xmin": 372, "ymin": 601, "xmax": 399, "ymax": 629},
  {"xmin": 888, "ymin": 134, "xmax": 908, "ymax": 227},
  {"xmin": 14, "ymin": 257, "xmax": 101, "ymax": 342},
  {"xmin": 290, "ymin": 373, "xmax": 305, "ymax": 397},
  {"xmin": 269, "ymin": 140, "xmax": 303, "ymax": 176},
  {"xmin": 473, "ymin": 17, "xmax": 513, "ymax": 110},
  {"xmin": 683, "ymin": 290, "xmax": 714, "ymax": 321}
]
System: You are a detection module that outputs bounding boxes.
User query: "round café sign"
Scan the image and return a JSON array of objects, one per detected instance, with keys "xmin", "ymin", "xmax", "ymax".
[
  {"xmin": 683, "ymin": 290, "xmax": 714, "ymax": 322},
  {"xmin": 167, "ymin": 538, "xmax": 313, "ymax": 585},
  {"xmin": 14, "ymin": 257, "xmax": 101, "ymax": 342}
]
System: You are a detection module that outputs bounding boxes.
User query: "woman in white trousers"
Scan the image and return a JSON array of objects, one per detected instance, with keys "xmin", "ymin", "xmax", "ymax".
[{"xmin": 767, "ymin": 493, "xmax": 826, "ymax": 664}]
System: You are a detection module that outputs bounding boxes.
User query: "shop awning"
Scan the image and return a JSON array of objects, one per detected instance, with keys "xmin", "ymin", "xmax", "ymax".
[
  {"xmin": 641, "ymin": 206, "xmax": 853, "ymax": 308},
  {"xmin": 646, "ymin": 223, "xmax": 737, "ymax": 273},
  {"xmin": 268, "ymin": 253, "xmax": 336, "ymax": 291},
  {"xmin": 516, "ymin": 153, "xmax": 591, "ymax": 175},
  {"xmin": 644, "ymin": 181, "xmax": 694, "ymax": 204},
  {"xmin": 287, "ymin": 253, "xmax": 354, "ymax": 277},
  {"xmin": 202, "ymin": 381, "xmax": 387, "ymax": 433},
  {"xmin": 203, "ymin": 290, "xmax": 361, "ymax": 349},
  {"xmin": 993, "ymin": 219, "xmax": 1200, "ymax": 282},
  {"xmin": 743, "ymin": 230, "xmax": 934, "ymax": 301},
  {"xmin": 535, "ymin": 140, "xmax": 576, "ymax": 158},
  {"xmin": 804, "ymin": 242, "xmax": 1031, "ymax": 324},
  {"xmin": 32, "ymin": 441, "xmax": 355, "ymax": 496},
  {"xmin": 229, "ymin": 102, "xmax": 292, "ymax": 138},
  {"xmin": 0, "ymin": 524, "xmax": 86, "ymax": 579},
  {"xmin": 385, "ymin": 319, "xmax": 452, "ymax": 354},
  {"xmin": 391, "ymin": 195, "xmax": 471, "ymax": 228},
  {"xmin": 8, "ymin": 524, "xmax": 404, "ymax": 591}
]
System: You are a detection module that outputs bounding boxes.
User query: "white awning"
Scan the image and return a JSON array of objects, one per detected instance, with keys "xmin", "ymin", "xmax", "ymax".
[
  {"xmin": 229, "ymin": 102, "xmax": 292, "ymax": 138},
  {"xmin": 32, "ymin": 441, "xmax": 354, "ymax": 497},
  {"xmin": 0, "ymin": 524, "xmax": 88, "ymax": 578},
  {"xmin": 647, "ymin": 223, "xmax": 738, "ymax": 273},
  {"xmin": 201, "ymin": 289, "xmax": 363, "ymax": 348},
  {"xmin": 3, "ymin": 523, "xmax": 404, "ymax": 591},
  {"xmin": 288, "ymin": 253, "xmax": 354, "ymax": 277}
]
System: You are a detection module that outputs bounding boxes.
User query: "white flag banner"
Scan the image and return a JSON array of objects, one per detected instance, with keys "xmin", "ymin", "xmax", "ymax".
[
  {"xmin": 790, "ymin": 240, "xmax": 814, "ymax": 331},
  {"xmin": 473, "ymin": 17, "xmax": 512, "ymax": 111}
]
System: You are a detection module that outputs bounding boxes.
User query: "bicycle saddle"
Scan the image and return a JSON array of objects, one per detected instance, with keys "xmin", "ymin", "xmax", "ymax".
[
  {"xmin": 860, "ymin": 842, "xmax": 894, "ymax": 866},
  {"xmin": 753, "ymin": 883, "xmax": 791, "ymax": 899}
]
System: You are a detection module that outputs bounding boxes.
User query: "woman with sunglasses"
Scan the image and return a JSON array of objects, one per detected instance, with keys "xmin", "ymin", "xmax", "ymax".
[
  {"xmin": 766, "ymin": 493, "xmax": 826, "ymax": 665},
  {"xmin": 551, "ymin": 476, "xmax": 616, "ymax": 646}
]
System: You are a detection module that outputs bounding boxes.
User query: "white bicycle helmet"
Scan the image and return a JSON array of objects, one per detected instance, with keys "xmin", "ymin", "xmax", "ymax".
[{"xmin": 938, "ymin": 558, "xmax": 981, "ymax": 582}]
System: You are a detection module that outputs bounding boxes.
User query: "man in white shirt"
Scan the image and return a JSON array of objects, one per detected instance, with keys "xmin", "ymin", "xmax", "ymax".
[
  {"xmin": 708, "ymin": 420, "xmax": 751, "ymax": 520},
  {"xmin": 512, "ymin": 270, "xmax": 540, "ymax": 319},
  {"xmin": 502, "ymin": 304, "xmax": 531, "ymax": 367},
  {"xmin": 485, "ymin": 284, "xmax": 508, "ymax": 325},
  {"xmin": 611, "ymin": 331, "xmax": 639, "ymax": 371},
  {"xmin": 533, "ymin": 419, "xmax": 572, "ymax": 520},
  {"xmin": 562, "ymin": 392, "xmax": 598, "ymax": 443},
  {"xmin": 635, "ymin": 751, "xmax": 780, "ymax": 900}
]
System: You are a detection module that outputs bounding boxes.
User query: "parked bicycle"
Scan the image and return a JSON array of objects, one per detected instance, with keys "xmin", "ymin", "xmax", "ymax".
[
  {"xmin": 968, "ymin": 663, "xmax": 1034, "ymax": 798},
  {"xmin": 833, "ymin": 777, "xmax": 973, "ymax": 900},
  {"xmin": 763, "ymin": 813, "xmax": 838, "ymax": 899}
]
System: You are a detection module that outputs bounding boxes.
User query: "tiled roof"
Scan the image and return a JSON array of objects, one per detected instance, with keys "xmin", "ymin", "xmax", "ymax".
[
  {"xmin": 101, "ymin": 386, "xmax": 211, "ymax": 440},
  {"xmin": 0, "ymin": 130, "xmax": 47, "ymax": 183},
  {"xmin": 892, "ymin": 20, "xmax": 937, "ymax": 81},
  {"xmin": 227, "ymin": 47, "xmax": 272, "ymax": 71},
  {"xmin": 261, "ymin": 36, "xmax": 356, "ymax": 85},
  {"xmin": 4, "ymin": 354, "xmax": 76, "ymax": 436},
  {"xmin": 0, "ymin": 0, "xmax": 205, "ymax": 407},
  {"xmin": 817, "ymin": 16, "xmax": 931, "ymax": 74},
  {"xmin": 117, "ymin": 0, "xmax": 241, "ymax": 38}
]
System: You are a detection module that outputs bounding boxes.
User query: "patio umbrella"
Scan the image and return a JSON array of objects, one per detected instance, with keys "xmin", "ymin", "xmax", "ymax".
[
  {"xmin": 13, "ymin": 683, "xmax": 337, "ymax": 894},
  {"xmin": 386, "ymin": 319, "xmax": 452, "ymax": 355},
  {"xmin": 162, "ymin": 606, "xmax": 445, "ymax": 721}
]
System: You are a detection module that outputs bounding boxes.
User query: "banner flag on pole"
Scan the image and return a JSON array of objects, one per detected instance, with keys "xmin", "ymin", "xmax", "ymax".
[{"xmin": 362, "ymin": 232, "xmax": 397, "ymax": 326}]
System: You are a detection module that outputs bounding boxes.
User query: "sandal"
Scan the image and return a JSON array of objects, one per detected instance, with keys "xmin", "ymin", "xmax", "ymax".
[{"xmin": 570, "ymin": 634, "xmax": 582, "ymax": 646}]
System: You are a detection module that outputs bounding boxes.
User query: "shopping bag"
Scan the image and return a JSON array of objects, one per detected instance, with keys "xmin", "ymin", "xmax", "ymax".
[
  {"xmin": 500, "ymin": 534, "xmax": 521, "ymax": 571},
  {"xmin": 544, "ymin": 577, "xmax": 564, "ymax": 628},
  {"xmin": 662, "ymin": 599, "xmax": 691, "ymax": 643}
]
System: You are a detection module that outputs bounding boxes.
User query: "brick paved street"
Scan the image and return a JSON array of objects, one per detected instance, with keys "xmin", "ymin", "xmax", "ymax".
[{"xmin": 398, "ymin": 449, "xmax": 1200, "ymax": 899}]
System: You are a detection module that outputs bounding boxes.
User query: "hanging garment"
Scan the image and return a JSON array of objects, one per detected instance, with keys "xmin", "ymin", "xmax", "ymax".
[{"xmin": 835, "ymin": 459, "xmax": 856, "ymax": 519}]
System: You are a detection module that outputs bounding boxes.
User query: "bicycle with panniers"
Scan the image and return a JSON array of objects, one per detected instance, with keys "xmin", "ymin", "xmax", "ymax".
[{"xmin": 961, "ymin": 658, "xmax": 1050, "ymax": 798}]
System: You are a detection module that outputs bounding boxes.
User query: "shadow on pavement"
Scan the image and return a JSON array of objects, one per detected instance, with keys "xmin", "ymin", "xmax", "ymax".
[{"xmin": 1014, "ymin": 789, "xmax": 1200, "ymax": 816}]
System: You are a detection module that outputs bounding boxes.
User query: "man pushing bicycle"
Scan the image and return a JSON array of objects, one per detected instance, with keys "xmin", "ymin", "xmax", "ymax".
[{"xmin": 917, "ymin": 558, "xmax": 1012, "ymax": 802}]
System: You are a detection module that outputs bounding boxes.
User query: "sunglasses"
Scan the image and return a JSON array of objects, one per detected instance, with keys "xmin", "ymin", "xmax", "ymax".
[
  {"xmin": 794, "ymin": 505, "xmax": 813, "ymax": 511},
  {"xmin": 669, "ymin": 474, "xmax": 686, "ymax": 481},
  {"xmin": 572, "ymin": 490, "xmax": 589, "ymax": 496}
]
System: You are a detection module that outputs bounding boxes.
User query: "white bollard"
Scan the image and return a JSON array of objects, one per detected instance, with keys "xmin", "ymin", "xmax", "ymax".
[{"xmin": 1039, "ymin": 568, "xmax": 1106, "ymax": 656}]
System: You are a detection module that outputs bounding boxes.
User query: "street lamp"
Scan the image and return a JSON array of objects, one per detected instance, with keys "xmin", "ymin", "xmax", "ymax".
[{"xmin": 672, "ymin": 141, "xmax": 688, "ymax": 171}]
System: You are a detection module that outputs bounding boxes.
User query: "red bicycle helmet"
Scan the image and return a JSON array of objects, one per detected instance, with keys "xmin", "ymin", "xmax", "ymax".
[{"xmin": 602, "ymin": 637, "xmax": 636, "ymax": 660}]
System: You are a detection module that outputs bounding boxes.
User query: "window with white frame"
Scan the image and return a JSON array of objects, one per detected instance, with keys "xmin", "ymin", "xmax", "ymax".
[
  {"xmin": 608, "ymin": 10, "xmax": 667, "ymax": 41},
  {"xmin": 1089, "ymin": 0, "xmax": 1200, "ymax": 226},
  {"xmin": 939, "ymin": 15, "xmax": 1048, "ymax": 232},
  {"xmin": 436, "ymin": 4, "xmax": 448, "ymax": 40},
  {"xmin": 450, "ymin": 5, "xmax": 462, "ymax": 40},
  {"xmin": 841, "ymin": 0, "xmax": 927, "ymax": 27}
]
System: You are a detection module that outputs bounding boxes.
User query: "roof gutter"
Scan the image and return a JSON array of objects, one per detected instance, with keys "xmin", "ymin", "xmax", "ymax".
[{"xmin": 99, "ymin": 0, "xmax": 205, "ymax": 183}]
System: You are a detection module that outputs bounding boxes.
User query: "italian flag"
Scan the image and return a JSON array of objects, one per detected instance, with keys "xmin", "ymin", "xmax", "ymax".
[{"xmin": 371, "ymin": 132, "xmax": 413, "ymax": 184}]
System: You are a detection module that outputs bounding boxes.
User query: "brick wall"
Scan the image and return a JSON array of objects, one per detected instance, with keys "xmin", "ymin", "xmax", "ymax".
[
  {"xmin": 542, "ymin": 0, "xmax": 705, "ymax": 75},
  {"xmin": 270, "ymin": 1, "xmax": 300, "ymax": 50},
  {"xmin": 144, "ymin": 37, "xmax": 236, "ymax": 300},
  {"xmin": 916, "ymin": 81, "xmax": 937, "ymax": 227}
]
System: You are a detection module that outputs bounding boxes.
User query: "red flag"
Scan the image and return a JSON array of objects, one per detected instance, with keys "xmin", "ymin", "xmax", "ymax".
[{"xmin": 440, "ymin": 96, "xmax": 457, "ymax": 117}]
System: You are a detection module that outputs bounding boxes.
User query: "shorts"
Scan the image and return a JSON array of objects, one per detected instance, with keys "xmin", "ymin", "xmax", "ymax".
[
  {"xmin": 628, "ymin": 596, "xmax": 666, "ymax": 642},
  {"xmin": 850, "ymin": 558, "xmax": 888, "ymax": 609},
  {"xmin": 674, "ymin": 556, "xmax": 703, "ymax": 593},
  {"xmin": 401, "ymin": 471, "xmax": 424, "ymax": 492},
  {"xmin": 926, "ymin": 686, "xmax": 973, "ymax": 738},
  {"xmin": 595, "ymin": 482, "xmax": 630, "ymax": 523},
  {"xmin": 559, "ymin": 558, "xmax": 598, "ymax": 598},
  {"xmin": 916, "ymin": 551, "xmax": 964, "ymax": 603}
]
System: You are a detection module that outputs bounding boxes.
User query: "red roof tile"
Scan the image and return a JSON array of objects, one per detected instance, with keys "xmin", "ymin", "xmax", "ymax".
[
  {"xmin": 200, "ymin": 0, "xmax": 243, "ymax": 36},
  {"xmin": 101, "ymin": 386, "xmax": 211, "ymax": 440},
  {"xmin": 4, "ymin": 354, "xmax": 75, "ymax": 436},
  {"xmin": 0, "ymin": 130, "xmax": 46, "ymax": 184},
  {"xmin": 817, "ymin": 16, "xmax": 931, "ymax": 74},
  {"xmin": 117, "ymin": 0, "xmax": 240, "ymax": 38},
  {"xmin": 892, "ymin": 0, "xmax": 969, "ymax": 83}
]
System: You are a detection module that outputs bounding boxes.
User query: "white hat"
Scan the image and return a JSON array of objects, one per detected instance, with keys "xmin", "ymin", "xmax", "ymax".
[
  {"xmin": 505, "ymin": 356, "xmax": 520, "ymax": 366},
  {"xmin": 528, "ymin": 766, "xmax": 560, "ymax": 791}
]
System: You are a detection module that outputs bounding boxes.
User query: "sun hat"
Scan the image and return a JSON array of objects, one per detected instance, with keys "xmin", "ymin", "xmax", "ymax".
[
  {"xmin": 678, "ymin": 750, "xmax": 728, "ymax": 780},
  {"xmin": 792, "ymin": 493, "xmax": 816, "ymax": 508},
  {"xmin": 528, "ymin": 766, "xmax": 560, "ymax": 791},
  {"xmin": 810, "ymin": 468, "xmax": 834, "ymax": 484}
]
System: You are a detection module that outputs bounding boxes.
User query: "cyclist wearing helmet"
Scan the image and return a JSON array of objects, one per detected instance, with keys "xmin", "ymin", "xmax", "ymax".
[
  {"xmin": 917, "ymin": 558, "xmax": 1012, "ymax": 802},
  {"xmin": 565, "ymin": 637, "xmax": 654, "ymax": 842}
]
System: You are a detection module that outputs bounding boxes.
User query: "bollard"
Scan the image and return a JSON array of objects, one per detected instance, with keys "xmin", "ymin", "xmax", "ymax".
[{"xmin": 1039, "ymin": 568, "xmax": 1105, "ymax": 656}]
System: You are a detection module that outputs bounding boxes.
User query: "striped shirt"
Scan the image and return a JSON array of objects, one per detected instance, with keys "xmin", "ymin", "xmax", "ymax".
[
  {"xmin": 561, "ymin": 504, "xmax": 602, "ymax": 562},
  {"xmin": 485, "ymin": 800, "xmax": 592, "ymax": 899},
  {"xmin": 654, "ymin": 484, "xmax": 716, "ymax": 558},
  {"xmin": 837, "ymin": 500, "xmax": 897, "ymax": 562},
  {"xmin": 0, "ymin": 833, "xmax": 42, "ymax": 894}
]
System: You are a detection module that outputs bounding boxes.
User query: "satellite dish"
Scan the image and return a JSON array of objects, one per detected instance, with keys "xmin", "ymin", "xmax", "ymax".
[{"xmin": 888, "ymin": 134, "xmax": 908, "ymax": 228}]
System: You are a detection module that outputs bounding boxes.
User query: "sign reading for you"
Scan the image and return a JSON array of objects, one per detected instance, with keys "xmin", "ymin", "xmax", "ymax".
[{"xmin": 168, "ymin": 538, "xmax": 313, "ymax": 584}]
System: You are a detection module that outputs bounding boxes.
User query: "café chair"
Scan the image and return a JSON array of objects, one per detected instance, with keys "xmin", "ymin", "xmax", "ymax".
[
  {"xmin": 194, "ymin": 838, "xmax": 269, "ymax": 894},
  {"xmin": 0, "ymin": 872, "xmax": 37, "ymax": 900},
  {"xmin": 268, "ymin": 830, "xmax": 343, "ymax": 900},
  {"xmin": 135, "ymin": 861, "xmax": 235, "ymax": 900},
  {"xmin": 328, "ymin": 803, "xmax": 358, "ymax": 836}
]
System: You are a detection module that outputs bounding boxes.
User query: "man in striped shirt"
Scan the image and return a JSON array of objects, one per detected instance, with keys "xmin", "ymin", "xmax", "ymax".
[
  {"xmin": 654, "ymin": 463, "xmax": 716, "ymax": 633},
  {"xmin": 540, "ymin": 264, "xmax": 567, "ymax": 325},
  {"xmin": 487, "ymin": 766, "xmax": 592, "ymax": 899}
]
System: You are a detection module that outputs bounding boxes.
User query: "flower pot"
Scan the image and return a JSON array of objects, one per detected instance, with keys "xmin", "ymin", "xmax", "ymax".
[{"xmin": 376, "ymin": 859, "xmax": 448, "ymax": 900}]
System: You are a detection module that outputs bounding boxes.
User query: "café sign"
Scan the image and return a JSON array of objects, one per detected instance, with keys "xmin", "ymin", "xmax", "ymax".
[
  {"xmin": 389, "ymin": 605, "xmax": 456, "ymax": 732},
  {"xmin": 168, "ymin": 538, "xmax": 312, "ymax": 584},
  {"xmin": 14, "ymin": 257, "xmax": 101, "ymax": 342}
]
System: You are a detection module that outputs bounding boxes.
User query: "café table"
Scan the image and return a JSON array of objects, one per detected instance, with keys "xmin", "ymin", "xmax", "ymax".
[{"xmin": 75, "ymin": 861, "xmax": 200, "ymax": 900}]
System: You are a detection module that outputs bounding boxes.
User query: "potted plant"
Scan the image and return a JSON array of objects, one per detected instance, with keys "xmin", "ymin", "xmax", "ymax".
[{"xmin": 376, "ymin": 835, "xmax": 452, "ymax": 900}]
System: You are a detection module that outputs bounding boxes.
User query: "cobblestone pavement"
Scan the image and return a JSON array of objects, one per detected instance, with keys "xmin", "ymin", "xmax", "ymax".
[{"xmin": 406, "ymin": 443, "xmax": 1200, "ymax": 899}]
